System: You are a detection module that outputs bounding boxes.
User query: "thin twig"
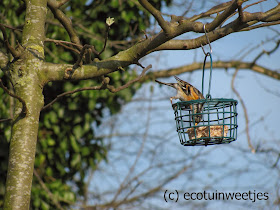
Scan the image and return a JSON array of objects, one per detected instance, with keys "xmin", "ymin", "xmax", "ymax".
[
  {"xmin": 41, "ymin": 79, "xmax": 109, "ymax": 110},
  {"xmin": 73, "ymin": 45, "xmax": 92, "ymax": 69},
  {"xmin": 0, "ymin": 118, "xmax": 12, "ymax": 123},
  {"xmin": 189, "ymin": 1, "xmax": 233, "ymax": 22},
  {"xmin": 73, "ymin": 44, "xmax": 99, "ymax": 68},
  {"xmin": 56, "ymin": 42, "xmax": 80, "ymax": 54},
  {"xmin": 33, "ymin": 169, "xmax": 64, "ymax": 210},
  {"xmin": 98, "ymin": 25, "xmax": 110, "ymax": 56},
  {"xmin": 220, "ymin": 0, "xmax": 269, "ymax": 29},
  {"xmin": 42, "ymin": 65, "xmax": 152, "ymax": 110},
  {"xmin": 57, "ymin": 0, "xmax": 69, "ymax": 8},
  {"xmin": 241, "ymin": 20, "xmax": 280, "ymax": 31},
  {"xmin": 0, "ymin": 25, "xmax": 20, "ymax": 58},
  {"xmin": 180, "ymin": 0, "xmax": 195, "ymax": 17},
  {"xmin": 110, "ymin": 92, "xmax": 153, "ymax": 204},
  {"xmin": 45, "ymin": 38, "xmax": 82, "ymax": 54},
  {"xmin": 0, "ymin": 78, "xmax": 27, "ymax": 117},
  {"xmin": 0, "ymin": 23, "xmax": 23, "ymax": 32},
  {"xmin": 138, "ymin": 0, "xmax": 170, "ymax": 33},
  {"xmin": 106, "ymin": 64, "xmax": 152, "ymax": 93},
  {"xmin": 252, "ymin": 39, "xmax": 280, "ymax": 65},
  {"xmin": 47, "ymin": 0, "xmax": 82, "ymax": 50},
  {"xmin": 231, "ymin": 69, "xmax": 255, "ymax": 153},
  {"xmin": 45, "ymin": 38, "xmax": 82, "ymax": 48}
]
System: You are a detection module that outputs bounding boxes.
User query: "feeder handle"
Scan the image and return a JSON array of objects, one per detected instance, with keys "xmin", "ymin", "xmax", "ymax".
[
  {"xmin": 201, "ymin": 24, "xmax": 212, "ymax": 99},
  {"xmin": 202, "ymin": 52, "xmax": 212, "ymax": 99}
]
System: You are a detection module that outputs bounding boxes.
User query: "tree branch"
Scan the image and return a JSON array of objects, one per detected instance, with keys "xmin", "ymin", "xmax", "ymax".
[
  {"xmin": 237, "ymin": 0, "xmax": 245, "ymax": 22},
  {"xmin": 106, "ymin": 64, "xmax": 152, "ymax": 93},
  {"xmin": 152, "ymin": 3, "xmax": 280, "ymax": 52},
  {"xmin": 42, "ymin": 64, "xmax": 152, "ymax": 110},
  {"xmin": 45, "ymin": 38, "xmax": 83, "ymax": 49},
  {"xmin": 144, "ymin": 61, "xmax": 280, "ymax": 81},
  {"xmin": 205, "ymin": 0, "xmax": 239, "ymax": 31},
  {"xmin": 57, "ymin": 0, "xmax": 69, "ymax": 8},
  {"xmin": 0, "ymin": 24, "xmax": 21, "ymax": 58},
  {"xmin": 47, "ymin": 0, "xmax": 82, "ymax": 50},
  {"xmin": 189, "ymin": 1, "xmax": 233, "ymax": 22},
  {"xmin": 41, "ymin": 79, "xmax": 109, "ymax": 110},
  {"xmin": 231, "ymin": 69, "xmax": 255, "ymax": 153},
  {"xmin": 33, "ymin": 169, "xmax": 64, "ymax": 210},
  {"xmin": 138, "ymin": 0, "xmax": 170, "ymax": 34},
  {"xmin": 252, "ymin": 39, "xmax": 280, "ymax": 65},
  {"xmin": 0, "ymin": 78, "xmax": 27, "ymax": 117},
  {"xmin": 42, "ymin": 2, "xmax": 280, "ymax": 83}
]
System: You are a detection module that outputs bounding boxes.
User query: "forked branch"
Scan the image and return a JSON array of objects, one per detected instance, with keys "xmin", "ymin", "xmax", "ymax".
[{"xmin": 42, "ymin": 65, "xmax": 152, "ymax": 110}]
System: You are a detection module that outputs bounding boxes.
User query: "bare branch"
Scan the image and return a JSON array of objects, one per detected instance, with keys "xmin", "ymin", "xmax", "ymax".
[
  {"xmin": 98, "ymin": 23, "xmax": 110, "ymax": 56},
  {"xmin": 0, "ymin": 24, "xmax": 21, "ymax": 58},
  {"xmin": 45, "ymin": 38, "xmax": 82, "ymax": 48},
  {"xmin": 237, "ymin": 0, "xmax": 245, "ymax": 22},
  {"xmin": 252, "ymin": 40, "xmax": 280, "ymax": 64},
  {"xmin": 42, "ymin": 64, "xmax": 151, "ymax": 110},
  {"xmin": 106, "ymin": 64, "xmax": 152, "ymax": 93},
  {"xmin": 205, "ymin": 0, "xmax": 239, "ymax": 31},
  {"xmin": 138, "ymin": 0, "xmax": 170, "ymax": 34},
  {"xmin": 45, "ymin": 38, "xmax": 81, "ymax": 55},
  {"xmin": 241, "ymin": 20, "xmax": 280, "ymax": 31},
  {"xmin": 0, "ymin": 78, "xmax": 27, "ymax": 117},
  {"xmin": 189, "ymin": 1, "xmax": 233, "ymax": 22},
  {"xmin": 0, "ymin": 23, "xmax": 23, "ymax": 32},
  {"xmin": 72, "ymin": 45, "xmax": 98, "ymax": 68},
  {"xmin": 33, "ymin": 170, "xmax": 64, "ymax": 210},
  {"xmin": 47, "ymin": 0, "xmax": 82, "ymax": 50},
  {"xmin": 144, "ymin": 61, "xmax": 280, "ymax": 81},
  {"xmin": 231, "ymin": 69, "xmax": 255, "ymax": 153},
  {"xmin": 57, "ymin": 0, "xmax": 69, "ymax": 8},
  {"xmin": 152, "ymin": 4, "xmax": 280, "ymax": 52},
  {"xmin": 41, "ymin": 79, "xmax": 109, "ymax": 110},
  {"xmin": 0, "ymin": 118, "xmax": 12, "ymax": 123}
]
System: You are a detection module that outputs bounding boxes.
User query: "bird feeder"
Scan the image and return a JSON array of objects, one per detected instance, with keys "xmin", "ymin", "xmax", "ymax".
[
  {"xmin": 173, "ymin": 35, "xmax": 238, "ymax": 146},
  {"xmin": 174, "ymin": 98, "xmax": 238, "ymax": 146}
]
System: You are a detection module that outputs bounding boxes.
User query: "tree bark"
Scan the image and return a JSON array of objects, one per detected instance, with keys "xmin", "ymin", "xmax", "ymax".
[
  {"xmin": 4, "ymin": 56, "xmax": 44, "ymax": 209},
  {"xmin": 4, "ymin": 0, "xmax": 47, "ymax": 209}
]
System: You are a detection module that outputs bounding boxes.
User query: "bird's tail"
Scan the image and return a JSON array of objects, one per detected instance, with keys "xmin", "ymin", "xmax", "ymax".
[{"xmin": 155, "ymin": 79, "xmax": 175, "ymax": 88}]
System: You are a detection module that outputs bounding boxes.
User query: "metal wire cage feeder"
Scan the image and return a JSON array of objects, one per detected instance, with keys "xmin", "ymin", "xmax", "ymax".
[{"xmin": 173, "ymin": 51, "xmax": 238, "ymax": 146}]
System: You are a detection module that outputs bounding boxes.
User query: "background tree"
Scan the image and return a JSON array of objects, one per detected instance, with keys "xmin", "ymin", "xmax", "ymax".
[{"xmin": 0, "ymin": 0, "xmax": 279, "ymax": 209}]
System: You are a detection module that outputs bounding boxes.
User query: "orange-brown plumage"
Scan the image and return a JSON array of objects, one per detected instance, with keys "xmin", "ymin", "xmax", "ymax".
[{"xmin": 155, "ymin": 76, "xmax": 205, "ymax": 125}]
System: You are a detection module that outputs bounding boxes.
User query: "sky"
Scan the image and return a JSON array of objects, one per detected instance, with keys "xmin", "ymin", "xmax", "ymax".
[{"xmin": 88, "ymin": 1, "xmax": 280, "ymax": 209}]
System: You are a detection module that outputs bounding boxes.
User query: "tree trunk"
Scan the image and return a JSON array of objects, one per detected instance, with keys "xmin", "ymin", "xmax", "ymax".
[
  {"xmin": 4, "ymin": 54, "xmax": 44, "ymax": 209},
  {"xmin": 4, "ymin": 0, "xmax": 47, "ymax": 208}
]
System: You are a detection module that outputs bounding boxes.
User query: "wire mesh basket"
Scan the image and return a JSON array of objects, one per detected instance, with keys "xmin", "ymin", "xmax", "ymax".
[{"xmin": 173, "ymin": 98, "xmax": 238, "ymax": 146}]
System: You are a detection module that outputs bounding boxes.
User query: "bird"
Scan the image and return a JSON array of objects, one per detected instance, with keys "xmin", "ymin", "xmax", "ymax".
[{"xmin": 155, "ymin": 76, "xmax": 205, "ymax": 125}]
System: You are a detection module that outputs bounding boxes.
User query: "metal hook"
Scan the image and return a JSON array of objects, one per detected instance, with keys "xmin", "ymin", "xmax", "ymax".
[{"xmin": 201, "ymin": 24, "xmax": 212, "ymax": 55}]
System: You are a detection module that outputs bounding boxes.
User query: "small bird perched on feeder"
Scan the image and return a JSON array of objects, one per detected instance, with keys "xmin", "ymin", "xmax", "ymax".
[{"xmin": 155, "ymin": 76, "xmax": 205, "ymax": 125}]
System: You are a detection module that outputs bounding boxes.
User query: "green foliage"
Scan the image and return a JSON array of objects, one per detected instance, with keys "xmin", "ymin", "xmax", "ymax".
[{"xmin": 0, "ymin": 0, "xmax": 172, "ymax": 209}]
